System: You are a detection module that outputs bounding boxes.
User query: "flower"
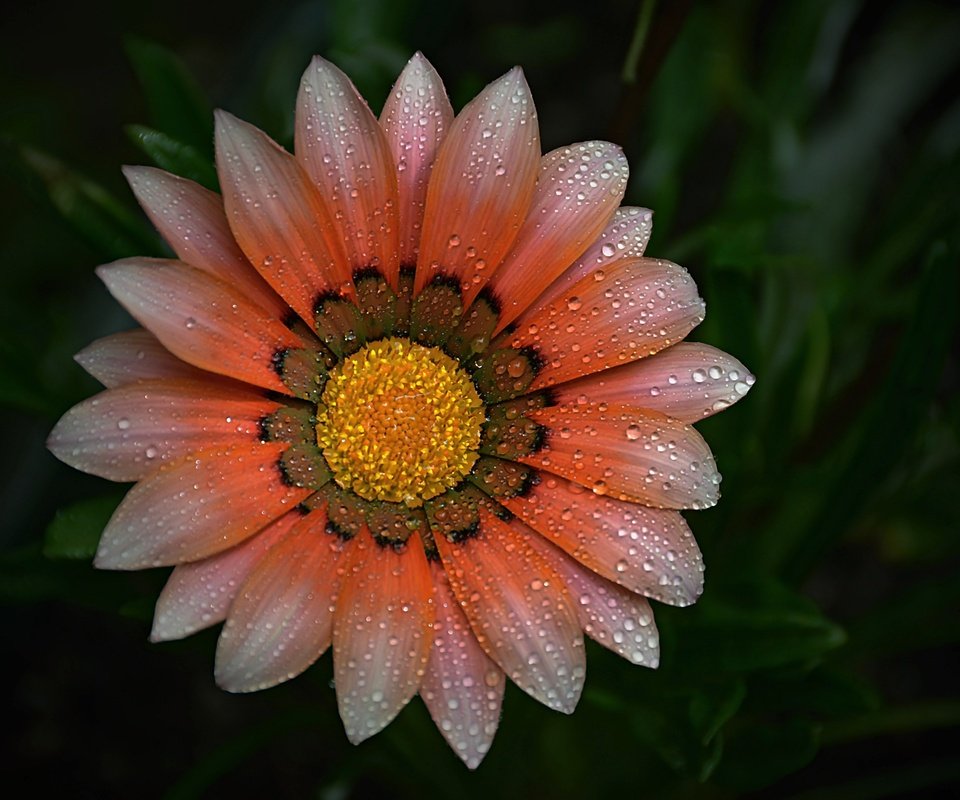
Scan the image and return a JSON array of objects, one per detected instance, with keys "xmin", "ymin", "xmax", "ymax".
[{"xmin": 47, "ymin": 52, "xmax": 754, "ymax": 768}]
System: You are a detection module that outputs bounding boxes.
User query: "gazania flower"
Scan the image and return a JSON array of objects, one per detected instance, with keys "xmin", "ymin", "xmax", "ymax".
[{"xmin": 48, "ymin": 52, "xmax": 753, "ymax": 768}]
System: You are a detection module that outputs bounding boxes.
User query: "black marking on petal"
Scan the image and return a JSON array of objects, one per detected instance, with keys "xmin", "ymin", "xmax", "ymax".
[
  {"xmin": 493, "ymin": 504, "xmax": 514, "ymax": 522},
  {"xmin": 312, "ymin": 289, "xmax": 342, "ymax": 315},
  {"xmin": 518, "ymin": 469, "xmax": 542, "ymax": 497},
  {"xmin": 295, "ymin": 502, "xmax": 312, "ymax": 516},
  {"xmin": 478, "ymin": 286, "xmax": 502, "ymax": 315},
  {"xmin": 258, "ymin": 416, "xmax": 272, "ymax": 443},
  {"xmin": 272, "ymin": 347, "xmax": 290, "ymax": 376},
  {"xmin": 282, "ymin": 310, "xmax": 300, "ymax": 329},
  {"xmin": 517, "ymin": 344, "xmax": 545, "ymax": 376},
  {"xmin": 277, "ymin": 455, "xmax": 297, "ymax": 487},
  {"xmin": 428, "ymin": 272, "xmax": 462, "ymax": 292},
  {"xmin": 424, "ymin": 485, "xmax": 484, "ymax": 545},
  {"xmin": 539, "ymin": 387, "xmax": 560, "ymax": 407},
  {"xmin": 352, "ymin": 266, "xmax": 383, "ymax": 283},
  {"xmin": 400, "ymin": 264, "xmax": 416, "ymax": 279}
]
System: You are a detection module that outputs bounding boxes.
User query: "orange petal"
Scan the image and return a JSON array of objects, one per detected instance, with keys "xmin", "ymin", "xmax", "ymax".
[
  {"xmin": 547, "ymin": 543, "xmax": 660, "ymax": 667},
  {"xmin": 509, "ymin": 256, "xmax": 705, "ymax": 390},
  {"xmin": 295, "ymin": 57, "xmax": 400, "ymax": 288},
  {"xmin": 215, "ymin": 110, "xmax": 353, "ymax": 322},
  {"xmin": 47, "ymin": 377, "xmax": 280, "ymax": 481},
  {"xmin": 74, "ymin": 329, "xmax": 217, "ymax": 388},
  {"xmin": 420, "ymin": 560, "xmax": 505, "ymax": 769},
  {"xmin": 552, "ymin": 342, "xmax": 756, "ymax": 423},
  {"xmin": 333, "ymin": 530, "xmax": 435, "ymax": 743},
  {"xmin": 380, "ymin": 52, "xmax": 454, "ymax": 268},
  {"xmin": 97, "ymin": 258, "xmax": 301, "ymax": 393},
  {"xmin": 415, "ymin": 68, "xmax": 540, "ymax": 306},
  {"xmin": 500, "ymin": 471, "xmax": 703, "ymax": 606},
  {"xmin": 94, "ymin": 441, "xmax": 310, "ymax": 569},
  {"xmin": 151, "ymin": 510, "xmax": 301, "ymax": 642},
  {"xmin": 123, "ymin": 166, "xmax": 287, "ymax": 317},
  {"xmin": 513, "ymin": 205, "xmax": 652, "ymax": 329},
  {"xmin": 215, "ymin": 505, "xmax": 347, "ymax": 692},
  {"xmin": 435, "ymin": 507, "xmax": 585, "ymax": 713},
  {"xmin": 522, "ymin": 402, "xmax": 721, "ymax": 510},
  {"xmin": 489, "ymin": 142, "xmax": 629, "ymax": 332}
]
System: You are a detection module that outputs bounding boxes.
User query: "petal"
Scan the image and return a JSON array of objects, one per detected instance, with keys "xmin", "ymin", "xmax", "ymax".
[
  {"xmin": 97, "ymin": 258, "xmax": 302, "ymax": 393},
  {"xmin": 333, "ymin": 530, "xmax": 435, "ymax": 743},
  {"xmin": 420, "ymin": 560, "xmax": 505, "ymax": 769},
  {"xmin": 74, "ymin": 329, "xmax": 213, "ymax": 388},
  {"xmin": 514, "ymin": 206, "xmax": 652, "ymax": 326},
  {"xmin": 95, "ymin": 442, "xmax": 310, "ymax": 570},
  {"xmin": 295, "ymin": 57, "xmax": 401, "ymax": 288},
  {"xmin": 500, "ymin": 471, "xmax": 703, "ymax": 606},
  {"xmin": 415, "ymin": 68, "xmax": 540, "ymax": 306},
  {"xmin": 523, "ymin": 402, "xmax": 721, "ymax": 510},
  {"xmin": 123, "ymin": 166, "xmax": 287, "ymax": 317},
  {"xmin": 551, "ymin": 548, "xmax": 660, "ymax": 667},
  {"xmin": 489, "ymin": 142, "xmax": 629, "ymax": 332},
  {"xmin": 48, "ymin": 378, "xmax": 280, "ymax": 481},
  {"xmin": 215, "ymin": 110, "xmax": 353, "ymax": 322},
  {"xmin": 151, "ymin": 510, "xmax": 302, "ymax": 642},
  {"xmin": 380, "ymin": 52, "xmax": 454, "ymax": 268},
  {"xmin": 435, "ymin": 507, "xmax": 585, "ymax": 713},
  {"xmin": 552, "ymin": 342, "xmax": 756, "ymax": 423},
  {"xmin": 509, "ymin": 257, "xmax": 705, "ymax": 390},
  {"xmin": 215, "ymin": 505, "xmax": 346, "ymax": 692}
]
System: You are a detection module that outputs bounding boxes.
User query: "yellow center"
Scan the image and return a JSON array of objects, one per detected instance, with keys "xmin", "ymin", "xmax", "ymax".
[{"xmin": 316, "ymin": 338, "xmax": 485, "ymax": 507}]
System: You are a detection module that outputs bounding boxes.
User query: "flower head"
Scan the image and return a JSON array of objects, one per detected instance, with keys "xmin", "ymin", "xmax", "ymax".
[{"xmin": 48, "ymin": 52, "xmax": 754, "ymax": 768}]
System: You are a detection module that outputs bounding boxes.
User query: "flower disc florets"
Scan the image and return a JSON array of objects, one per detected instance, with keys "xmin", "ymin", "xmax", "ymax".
[{"xmin": 316, "ymin": 337, "xmax": 485, "ymax": 507}]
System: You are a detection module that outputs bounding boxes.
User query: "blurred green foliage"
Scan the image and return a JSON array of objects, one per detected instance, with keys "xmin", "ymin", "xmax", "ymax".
[{"xmin": 2, "ymin": 0, "xmax": 958, "ymax": 797}]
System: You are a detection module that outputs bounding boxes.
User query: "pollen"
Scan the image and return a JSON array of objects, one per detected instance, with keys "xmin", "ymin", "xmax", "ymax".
[{"xmin": 316, "ymin": 338, "xmax": 486, "ymax": 507}]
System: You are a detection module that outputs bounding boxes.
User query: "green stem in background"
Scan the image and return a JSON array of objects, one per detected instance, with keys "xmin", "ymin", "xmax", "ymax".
[{"xmin": 622, "ymin": 0, "xmax": 657, "ymax": 84}]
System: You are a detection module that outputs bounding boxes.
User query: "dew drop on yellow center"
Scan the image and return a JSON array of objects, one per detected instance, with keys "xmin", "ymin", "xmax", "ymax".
[{"xmin": 316, "ymin": 338, "xmax": 485, "ymax": 507}]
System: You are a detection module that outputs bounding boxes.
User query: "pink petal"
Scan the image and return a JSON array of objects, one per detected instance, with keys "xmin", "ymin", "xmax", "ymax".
[
  {"xmin": 47, "ymin": 378, "xmax": 279, "ymax": 481},
  {"xmin": 97, "ymin": 258, "xmax": 301, "ymax": 393},
  {"xmin": 333, "ymin": 530, "xmax": 435, "ymax": 743},
  {"xmin": 489, "ymin": 142, "xmax": 629, "ymax": 332},
  {"xmin": 552, "ymin": 342, "xmax": 756, "ymax": 423},
  {"xmin": 523, "ymin": 402, "xmax": 721, "ymax": 510},
  {"xmin": 420, "ymin": 560, "xmax": 505, "ymax": 769},
  {"xmin": 415, "ymin": 68, "xmax": 540, "ymax": 306},
  {"xmin": 549, "ymin": 546, "xmax": 660, "ymax": 667},
  {"xmin": 295, "ymin": 57, "xmax": 401, "ymax": 288},
  {"xmin": 215, "ymin": 110, "xmax": 353, "ymax": 322},
  {"xmin": 435, "ymin": 507, "xmax": 585, "ymax": 713},
  {"xmin": 123, "ymin": 166, "xmax": 287, "ymax": 317},
  {"xmin": 514, "ymin": 206, "xmax": 653, "ymax": 326},
  {"xmin": 74, "ymin": 329, "xmax": 214, "ymax": 389},
  {"xmin": 215, "ymin": 506, "xmax": 347, "ymax": 692},
  {"xmin": 151, "ymin": 510, "xmax": 301, "ymax": 642},
  {"xmin": 500, "ymin": 472, "xmax": 703, "ymax": 606},
  {"xmin": 95, "ymin": 442, "xmax": 310, "ymax": 570},
  {"xmin": 509, "ymin": 257, "xmax": 705, "ymax": 390},
  {"xmin": 380, "ymin": 52, "xmax": 454, "ymax": 268}
]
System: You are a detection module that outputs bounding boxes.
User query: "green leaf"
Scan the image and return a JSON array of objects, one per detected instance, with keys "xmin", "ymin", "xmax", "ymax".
[
  {"xmin": 125, "ymin": 124, "xmax": 219, "ymax": 190},
  {"xmin": 677, "ymin": 578, "xmax": 846, "ymax": 673},
  {"xmin": 43, "ymin": 494, "xmax": 123, "ymax": 560},
  {"xmin": 125, "ymin": 37, "xmax": 214, "ymax": 154},
  {"xmin": 783, "ymin": 243, "xmax": 959, "ymax": 581},
  {"xmin": 18, "ymin": 146, "xmax": 161, "ymax": 259},
  {"xmin": 689, "ymin": 679, "xmax": 747, "ymax": 745}
]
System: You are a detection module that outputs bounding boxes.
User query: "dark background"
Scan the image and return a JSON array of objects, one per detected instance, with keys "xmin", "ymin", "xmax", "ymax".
[{"xmin": 2, "ymin": 0, "xmax": 959, "ymax": 797}]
